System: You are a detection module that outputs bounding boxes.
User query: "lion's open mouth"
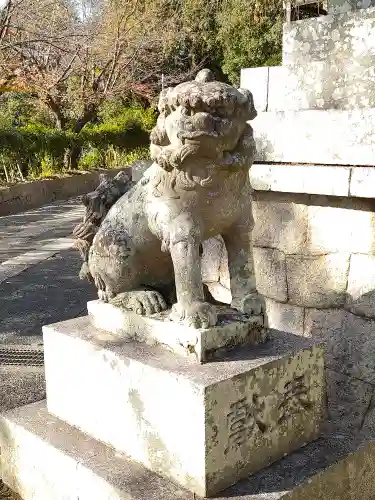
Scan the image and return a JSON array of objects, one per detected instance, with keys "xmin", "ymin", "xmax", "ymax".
[{"xmin": 179, "ymin": 130, "xmax": 218, "ymax": 140}]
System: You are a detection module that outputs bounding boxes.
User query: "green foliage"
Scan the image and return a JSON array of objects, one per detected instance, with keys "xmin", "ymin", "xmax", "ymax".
[
  {"xmin": 0, "ymin": 93, "xmax": 55, "ymax": 129},
  {"xmin": 154, "ymin": 0, "xmax": 283, "ymax": 87},
  {"xmin": 98, "ymin": 102, "xmax": 157, "ymax": 131},
  {"xmin": 0, "ymin": 0, "xmax": 287, "ymax": 183},
  {"xmin": 78, "ymin": 148, "xmax": 104, "ymax": 171},
  {"xmin": 216, "ymin": 0, "xmax": 283, "ymax": 85},
  {"xmin": 0, "ymin": 106, "xmax": 155, "ymax": 183}
]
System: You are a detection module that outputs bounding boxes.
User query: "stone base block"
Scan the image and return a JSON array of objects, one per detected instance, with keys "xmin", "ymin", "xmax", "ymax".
[
  {"xmin": 2, "ymin": 402, "xmax": 375, "ymax": 500},
  {"xmin": 87, "ymin": 300, "xmax": 265, "ymax": 363},
  {"xmin": 253, "ymin": 109, "xmax": 375, "ymax": 166},
  {"xmin": 43, "ymin": 317, "xmax": 324, "ymax": 497}
]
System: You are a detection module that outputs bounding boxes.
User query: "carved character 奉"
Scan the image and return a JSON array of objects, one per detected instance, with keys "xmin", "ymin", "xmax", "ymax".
[{"xmin": 82, "ymin": 69, "xmax": 263, "ymax": 328}]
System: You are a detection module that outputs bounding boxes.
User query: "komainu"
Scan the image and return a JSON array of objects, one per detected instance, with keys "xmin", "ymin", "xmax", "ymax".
[{"xmin": 76, "ymin": 69, "xmax": 263, "ymax": 328}]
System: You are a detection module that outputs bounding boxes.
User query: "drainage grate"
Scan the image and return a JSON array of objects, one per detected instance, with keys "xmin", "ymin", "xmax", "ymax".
[{"xmin": 0, "ymin": 346, "xmax": 44, "ymax": 366}]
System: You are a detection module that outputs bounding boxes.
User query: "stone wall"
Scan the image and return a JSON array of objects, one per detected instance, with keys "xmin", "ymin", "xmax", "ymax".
[
  {"xmin": 203, "ymin": 164, "xmax": 375, "ymax": 420},
  {"xmin": 241, "ymin": 7, "xmax": 375, "ymax": 113},
  {"xmin": 251, "ymin": 109, "xmax": 375, "ymax": 165},
  {"xmin": 328, "ymin": 0, "xmax": 375, "ymax": 14},
  {"xmin": 0, "ymin": 167, "xmax": 129, "ymax": 217},
  {"xmin": 241, "ymin": 63, "xmax": 375, "ymax": 112},
  {"xmin": 283, "ymin": 6, "xmax": 375, "ymax": 65}
]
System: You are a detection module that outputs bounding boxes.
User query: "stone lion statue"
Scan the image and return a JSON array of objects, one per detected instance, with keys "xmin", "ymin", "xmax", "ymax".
[
  {"xmin": 72, "ymin": 171, "xmax": 133, "ymax": 281},
  {"xmin": 78, "ymin": 69, "xmax": 262, "ymax": 328}
]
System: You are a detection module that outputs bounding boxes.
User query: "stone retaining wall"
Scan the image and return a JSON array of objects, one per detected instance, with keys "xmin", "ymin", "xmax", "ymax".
[
  {"xmin": 0, "ymin": 168, "xmax": 128, "ymax": 217},
  {"xmin": 283, "ymin": 6, "xmax": 375, "ymax": 66},
  {"xmin": 204, "ymin": 164, "xmax": 375, "ymax": 402}
]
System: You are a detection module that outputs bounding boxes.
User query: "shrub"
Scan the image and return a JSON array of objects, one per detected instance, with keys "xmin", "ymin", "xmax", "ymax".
[
  {"xmin": 78, "ymin": 148, "xmax": 105, "ymax": 171},
  {"xmin": 0, "ymin": 105, "xmax": 155, "ymax": 183}
]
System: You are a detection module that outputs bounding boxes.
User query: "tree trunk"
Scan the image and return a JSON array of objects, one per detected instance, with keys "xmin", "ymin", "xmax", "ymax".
[
  {"xmin": 64, "ymin": 145, "xmax": 81, "ymax": 170},
  {"xmin": 44, "ymin": 94, "xmax": 66, "ymax": 130},
  {"xmin": 65, "ymin": 103, "xmax": 97, "ymax": 170}
]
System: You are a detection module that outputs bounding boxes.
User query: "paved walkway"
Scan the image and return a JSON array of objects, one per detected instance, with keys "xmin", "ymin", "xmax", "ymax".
[{"xmin": 0, "ymin": 198, "xmax": 98, "ymax": 411}]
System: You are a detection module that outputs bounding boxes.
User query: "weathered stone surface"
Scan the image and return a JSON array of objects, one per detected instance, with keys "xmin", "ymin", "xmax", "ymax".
[
  {"xmin": 252, "ymin": 200, "xmax": 307, "ymax": 254},
  {"xmin": 340, "ymin": 312, "xmax": 375, "ymax": 383},
  {"xmin": 43, "ymin": 316, "xmax": 324, "ymax": 497},
  {"xmin": 250, "ymin": 163, "xmax": 351, "ymax": 196},
  {"xmin": 286, "ymin": 254, "xmax": 350, "ymax": 308},
  {"xmin": 346, "ymin": 254, "xmax": 375, "ymax": 318},
  {"xmin": 131, "ymin": 160, "xmax": 152, "ymax": 182},
  {"xmin": 219, "ymin": 243, "xmax": 230, "ymax": 289},
  {"xmin": 304, "ymin": 307, "xmax": 345, "ymax": 368},
  {"xmin": 86, "ymin": 70, "xmax": 262, "ymax": 329},
  {"xmin": 72, "ymin": 171, "xmax": 133, "ymax": 281},
  {"xmin": 272, "ymin": 60, "xmax": 375, "ymax": 112},
  {"xmin": 283, "ymin": 6, "xmax": 375, "ymax": 66},
  {"xmin": 240, "ymin": 67, "xmax": 269, "ymax": 112},
  {"xmin": 244, "ymin": 59, "xmax": 375, "ymax": 112},
  {"xmin": 264, "ymin": 298, "xmax": 304, "ymax": 336},
  {"xmin": 253, "ymin": 247, "xmax": 288, "ymax": 302},
  {"xmin": 253, "ymin": 109, "xmax": 375, "ymax": 166},
  {"xmin": 357, "ymin": 405, "xmax": 375, "ymax": 446},
  {"xmin": 205, "ymin": 282, "xmax": 232, "ymax": 305},
  {"xmin": 304, "ymin": 308, "xmax": 375, "ymax": 384},
  {"xmin": 4, "ymin": 401, "xmax": 375, "ymax": 500},
  {"xmin": 201, "ymin": 236, "xmax": 225, "ymax": 283},
  {"xmin": 325, "ymin": 369, "xmax": 373, "ymax": 436},
  {"xmin": 87, "ymin": 301, "xmax": 265, "ymax": 363},
  {"xmin": 350, "ymin": 167, "xmax": 375, "ymax": 198},
  {"xmin": 307, "ymin": 206, "xmax": 375, "ymax": 255},
  {"xmin": 267, "ymin": 66, "xmax": 288, "ymax": 111}
]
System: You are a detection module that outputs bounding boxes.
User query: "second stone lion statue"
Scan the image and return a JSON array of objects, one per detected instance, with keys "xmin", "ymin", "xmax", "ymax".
[{"xmin": 85, "ymin": 69, "xmax": 263, "ymax": 328}]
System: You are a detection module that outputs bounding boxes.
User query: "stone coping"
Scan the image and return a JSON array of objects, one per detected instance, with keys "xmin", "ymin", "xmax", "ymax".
[
  {"xmin": 0, "ymin": 167, "xmax": 130, "ymax": 217},
  {"xmin": 250, "ymin": 163, "xmax": 375, "ymax": 198},
  {"xmin": 1, "ymin": 162, "xmax": 373, "ymax": 218}
]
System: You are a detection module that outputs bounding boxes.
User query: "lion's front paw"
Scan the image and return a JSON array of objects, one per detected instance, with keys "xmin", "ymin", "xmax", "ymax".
[
  {"xmin": 170, "ymin": 301, "xmax": 217, "ymax": 329},
  {"xmin": 110, "ymin": 290, "xmax": 168, "ymax": 316},
  {"xmin": 231, "ymin": 293, "xmax": 265, "ymax": 315},
  {"xmin": 98, "ymin": 288, "xmax": 115, "ymax": 302}
]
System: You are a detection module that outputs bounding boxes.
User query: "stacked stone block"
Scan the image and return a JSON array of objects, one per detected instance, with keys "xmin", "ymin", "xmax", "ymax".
[
  {"xmin": 236, "ymin": 1, "xmax": 375, "ymax": 434},
  {"xmin": 202, "ymin": 163, "xmax": 375, "ymax": 437}
]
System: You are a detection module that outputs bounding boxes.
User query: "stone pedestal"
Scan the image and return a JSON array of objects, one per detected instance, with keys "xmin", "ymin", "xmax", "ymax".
[
  {"xmin": 87, "ymin": 300, "xmax": 266, "ymax": 363},
  {"xmin": 42, "ymin": 316, "xmax": 324, "ymax": 497}
]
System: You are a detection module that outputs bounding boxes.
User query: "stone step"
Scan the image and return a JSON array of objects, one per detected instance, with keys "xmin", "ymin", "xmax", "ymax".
[
  {"xmin": 42, "ymin": 316, "xmax": 324, "ymax": 497},
  {"xmin": 1, "ymin": 401, "xmax": 375, "ymax": 500},
  {"xmin": 252, "ymin": 109, "xmax": 375, "ymax": 166}
]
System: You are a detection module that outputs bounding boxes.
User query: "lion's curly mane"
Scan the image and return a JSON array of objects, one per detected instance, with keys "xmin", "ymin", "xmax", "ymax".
[{"xmin": 148, "ymin": 73, "xmax": 257, "ymax": 197}]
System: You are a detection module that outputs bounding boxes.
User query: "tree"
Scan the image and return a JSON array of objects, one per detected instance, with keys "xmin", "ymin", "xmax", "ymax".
[
  {"xmin": 216, "ymin": 0, "xmax": 284, "ymax": 85},
  {"xmin": 1, "ymin": 0, "xmax": 288, "ymax": 169},
  {"xmin": 1, "ymin": 0, "xmax": 204, "ymax": 167}
]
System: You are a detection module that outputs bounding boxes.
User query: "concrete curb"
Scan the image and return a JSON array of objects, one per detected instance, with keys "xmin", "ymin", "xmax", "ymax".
[{"xmin": 0, "ymin": 167, "xmax": 131, "ymax": 217}]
